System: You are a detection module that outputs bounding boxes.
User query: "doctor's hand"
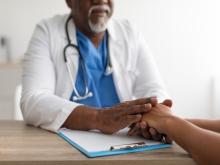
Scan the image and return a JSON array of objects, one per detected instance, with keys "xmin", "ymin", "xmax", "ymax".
[
  {"xmin": 96, "ymin": 97, "xmax": 157, "ymax": 134},
  {"xmin": 63, "ymin": 97, "xmax": 157, "ymax": 134}
]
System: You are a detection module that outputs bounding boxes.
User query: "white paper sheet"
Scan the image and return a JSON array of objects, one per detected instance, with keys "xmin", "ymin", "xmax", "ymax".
[{"xmin": 59, "ymin": 128, "xmax": 162, "ymax": 152}]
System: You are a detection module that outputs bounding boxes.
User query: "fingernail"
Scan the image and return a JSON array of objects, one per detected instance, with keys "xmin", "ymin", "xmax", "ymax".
[
  {"xmin": 149, "ymin": 128, "xmax": 156, "ymax": 136},
  {"xmin": 136, "ymin": 114, "xmax": 142, "ymax": 118},
  {"xmin": 140, "ymin": 122, "xmax": 146, "ymax": 129},
  {"xmin": 137, "ymin": 123, "xmax": 141, "ymax": 129},
  {"xmin": 145, "ymin": 104, "xmax": 152, "ymax": 109}
]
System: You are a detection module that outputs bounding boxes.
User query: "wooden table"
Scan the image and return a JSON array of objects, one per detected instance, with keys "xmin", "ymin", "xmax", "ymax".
[{"xmin": 0, "ymin": 121, "xmax": 196, "ymax": 165}]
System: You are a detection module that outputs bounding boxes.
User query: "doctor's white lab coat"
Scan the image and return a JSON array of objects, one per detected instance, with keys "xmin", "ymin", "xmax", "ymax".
[{"xmin": 21, "ymin": 14, "xmax": 169, "ymax": 132}]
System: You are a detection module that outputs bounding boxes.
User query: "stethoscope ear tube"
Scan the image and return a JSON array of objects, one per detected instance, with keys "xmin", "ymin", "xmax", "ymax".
[
  {"xmin": 64, "ymin": 14, "xmax": 113, "ymax": 101},
  {"xmin": 63, "ymin": 45, "xmax": 68, "ymax": 62},
  {"xmin": 64, "ymin": 15, "xmax": 94, "ymax": 101},
  {"xmin": 64, "ymin": 43, "xmax": 80, "ymax": 62}
]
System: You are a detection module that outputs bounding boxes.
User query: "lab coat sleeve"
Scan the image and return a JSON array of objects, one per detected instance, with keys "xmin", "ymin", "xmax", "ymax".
[
  {"xmin": 21, "ymin": 21, "xmax": 81, "ymax": 132},
  {"xmin": 133, "ymin": 29, "xmax": 170, "ymax": 102}
]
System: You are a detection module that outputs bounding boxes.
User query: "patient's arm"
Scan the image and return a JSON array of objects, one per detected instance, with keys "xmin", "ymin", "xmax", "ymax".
[
  {"xmin": 165, "ymin": 116, "xmax": 220, "ymax": 165},
  {"xmin": 186, "ymin": 119, "xmax": 220, "ymax": 133},
  {"xmin": 142, "ymin": 104, "xmax": 220, "ymax": 165}
]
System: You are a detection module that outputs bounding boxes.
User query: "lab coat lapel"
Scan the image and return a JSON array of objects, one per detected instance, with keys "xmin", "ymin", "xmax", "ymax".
[
  {"xmin": 62, "ymin": 17, "xmax": 132, "ymax": 102},
  {"xmin": 108, "ymin": 20, "xmax": 132, "ymax": 102}
]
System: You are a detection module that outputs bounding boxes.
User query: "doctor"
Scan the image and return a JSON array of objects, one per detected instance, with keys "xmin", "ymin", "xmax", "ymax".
[{"xmin": 21, "ymin": 0, "xmax": 169, "ymax": 134}]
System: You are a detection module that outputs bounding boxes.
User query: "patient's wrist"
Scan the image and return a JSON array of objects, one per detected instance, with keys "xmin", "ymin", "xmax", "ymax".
[{"xmin": 163, "ymin": 116, "xmax": 183, "ymax": 136}]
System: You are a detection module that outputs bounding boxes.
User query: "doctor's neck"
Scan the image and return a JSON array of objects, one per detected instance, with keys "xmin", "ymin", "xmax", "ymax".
[
  {"xmin": 87, "ymin": 31, "xmax": 106, "ymax": 48},
  {"xmin": 90, "ymin": 32, "xmax": 106, "ymax": 48}
]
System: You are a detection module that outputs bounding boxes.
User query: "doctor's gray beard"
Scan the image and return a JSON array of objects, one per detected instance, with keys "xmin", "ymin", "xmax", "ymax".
[{"xmin": 88, "ymin": 5, "xmax": 111, "ymax": 33}]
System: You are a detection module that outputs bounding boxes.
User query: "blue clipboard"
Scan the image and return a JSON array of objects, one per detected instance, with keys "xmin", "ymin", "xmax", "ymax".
[{"xmin": 58, "ymin": 128, "xmax": 171, "ymax": 158}]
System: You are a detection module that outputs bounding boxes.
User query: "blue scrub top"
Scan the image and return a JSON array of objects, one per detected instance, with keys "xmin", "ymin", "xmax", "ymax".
[{"xmin": 70, "ymin": 30, "xmax": 120, "ymax": 108}]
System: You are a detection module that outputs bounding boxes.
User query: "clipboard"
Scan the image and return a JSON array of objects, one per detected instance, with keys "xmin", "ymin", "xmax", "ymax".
[{"xmin": 58, "ymin": 128, "xmax": 171, "ymax": 158}]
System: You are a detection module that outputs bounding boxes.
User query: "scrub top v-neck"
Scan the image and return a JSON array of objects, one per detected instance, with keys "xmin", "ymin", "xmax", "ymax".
[{"xmin": 70, "ymin": 30, "xmax": 120, "ymax": 108}]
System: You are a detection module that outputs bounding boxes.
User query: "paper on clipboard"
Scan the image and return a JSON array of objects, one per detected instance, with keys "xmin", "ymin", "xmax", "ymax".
[{"xmin": 58, "ymin": 128, "xmax": 171, "ymax": 158}]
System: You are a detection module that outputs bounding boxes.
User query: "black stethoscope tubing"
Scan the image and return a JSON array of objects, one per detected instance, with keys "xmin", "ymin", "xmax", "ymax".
[{"xmin": 63, "ymin": 15, "xmax": 112, "ymax": 101}]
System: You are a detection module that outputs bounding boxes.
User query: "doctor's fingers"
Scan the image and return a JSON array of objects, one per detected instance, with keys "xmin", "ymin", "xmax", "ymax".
[
  {"xmin": 119, "ymin": 97, "xmax": 158, "ymax": 108},
  {"xmin": 120, "ymin": 114, "xmax": 142, "ymax": 129},
  {"xmin": 128, "ymin": 121, "xmax": 152, "ymax": 139},
  {"xmin": 149, "ymin": 128, "xmax": 163, "ymax": 141},
  {"xmin": 127, "ymin": 121, "xmax": 145, "ymax": 136},
  {"xmin": 119, "ymin": 103, "xmax": 152, "ymax": 116},
  {"xmin": 140, "ymin": 122, "xmax": 152, "ymax": 139},
  {"xmin": 127, "ymin": 122, "xmax": 141, "ymax": 136},
  {"xmin": 164, "ymin": 135, "xmax": 173, "ymax": 144}
]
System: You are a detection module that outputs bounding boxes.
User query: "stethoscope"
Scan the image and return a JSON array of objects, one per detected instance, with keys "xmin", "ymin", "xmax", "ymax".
[{"xmin": 63, "ymin": 15, "xmax": 113, "ymax": 101}]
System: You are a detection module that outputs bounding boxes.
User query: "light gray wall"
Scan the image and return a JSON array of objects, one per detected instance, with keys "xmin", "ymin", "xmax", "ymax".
[{"xmin": 0, "ymin": 0, "xmax": 220, "ymax": 119}]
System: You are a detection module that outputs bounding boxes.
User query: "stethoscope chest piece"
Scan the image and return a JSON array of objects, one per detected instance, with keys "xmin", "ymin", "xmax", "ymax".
[{"xmin": 105, "ymin": 65, "xmax": 113, "ymax": 76}]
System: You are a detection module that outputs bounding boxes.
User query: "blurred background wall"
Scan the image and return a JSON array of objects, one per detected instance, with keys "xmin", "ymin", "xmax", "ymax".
[{"xmin": 0, "ymin": 0, "xmax": 220, "ymax": 120}]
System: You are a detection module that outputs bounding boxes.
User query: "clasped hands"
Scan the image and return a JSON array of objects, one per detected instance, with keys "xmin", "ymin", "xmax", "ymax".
[
  {"xmin": 97, "ymin": 97, "xmax": 173, "ymax": 144},
  {"xmin": 127, "ymin": 98, "xmax": 173, "ymax": 144}
]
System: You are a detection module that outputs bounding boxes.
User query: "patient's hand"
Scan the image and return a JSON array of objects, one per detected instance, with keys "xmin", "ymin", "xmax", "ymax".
[
  {"xmin": 128, "ymin": 99, "xmax": 173, "ymax": 143},
  {"xmin": 142, "ymin": 100, "xmax": 173, "ymax": 143}
]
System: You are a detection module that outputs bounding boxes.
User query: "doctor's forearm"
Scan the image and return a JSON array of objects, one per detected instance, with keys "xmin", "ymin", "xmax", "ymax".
[{"xmin": 63, "ymin": 106, "xmax": 99, "ymax": 131}]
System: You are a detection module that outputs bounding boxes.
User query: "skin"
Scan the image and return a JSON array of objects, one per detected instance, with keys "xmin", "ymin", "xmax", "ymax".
[
  {"xmin": 64, "ymin": 0, "xmax": 172, "ymax": 140},
  {"xmin": 128, "ymin": 100, "xmax": 173, "ymax": 143},
  {"xmin": 63, "ymin": 0, "xmax": 165, "ymax": 135},
  {"xmin": 64, "ymin": 98, "xmax": 155, "ymax": 134},
  {"xmin": 66, "ymin": 0, "xmax": 113, "ymax": 47},
  {"xmin": 142, "ymin": 101, "xmax": 220, "ymax": 165}
]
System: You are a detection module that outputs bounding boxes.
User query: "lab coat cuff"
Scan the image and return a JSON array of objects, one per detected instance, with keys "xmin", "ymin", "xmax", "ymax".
[{"xmin": 47, "ymin": 103, "xmax": 82, "ymax": 133}]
